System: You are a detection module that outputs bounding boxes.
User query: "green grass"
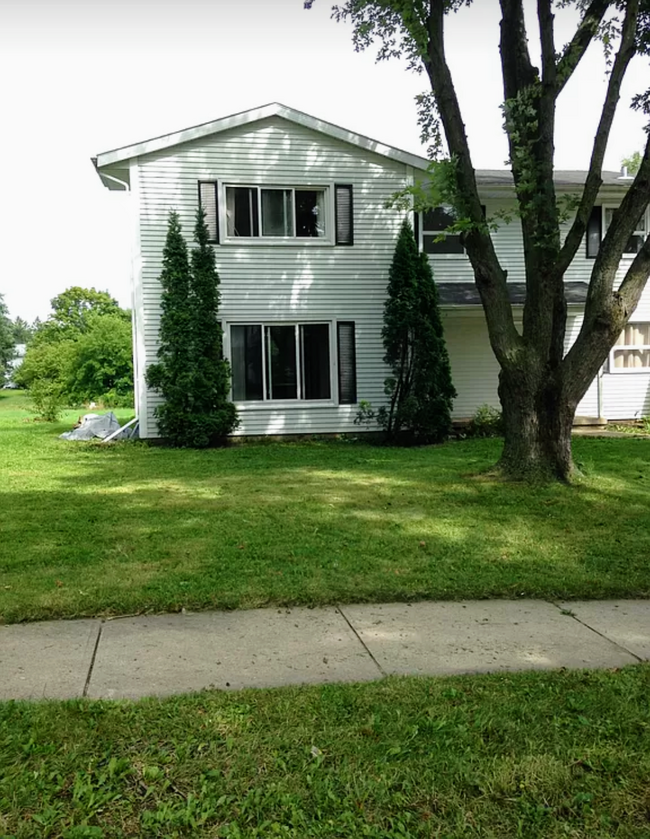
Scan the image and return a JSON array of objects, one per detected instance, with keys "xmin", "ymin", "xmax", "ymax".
[
  {"xmin": 1, "ymin": 667, "xmax": 650, "ymax": 837},
  {"xmin": 2, "ymin": 389, "xmax": 650, "ymax": 624}
]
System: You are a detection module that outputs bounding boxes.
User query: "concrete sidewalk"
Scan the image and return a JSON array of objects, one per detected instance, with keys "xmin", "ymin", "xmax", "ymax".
[{"xmin": 1, "ymin": 599, "xmax": 649, "ymax": 701}]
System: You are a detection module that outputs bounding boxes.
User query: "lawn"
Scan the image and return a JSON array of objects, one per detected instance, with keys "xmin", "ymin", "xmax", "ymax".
[
  {"xmin": 1, "ymin": 390, "xmax": 650, "ymax": 624},
  {"xmin": 1, "ymin": 667, "xmax": 650, "ymax": 837}
]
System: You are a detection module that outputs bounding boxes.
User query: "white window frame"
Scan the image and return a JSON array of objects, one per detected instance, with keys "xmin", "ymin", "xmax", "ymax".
[
  {"xmin": 609, "ymin": 322, "xmax": 650, "ymax": 373},
  {"xmin": 419, "ymin": 205, "xmax": 467, "ymax": 259},
  {"xmin": 226, "ymin": 320, "xmax": 338, "ymax": 406},
  {"xmin": 603, "ymin": 206, "xmax": 649, "ymax": 257},
  {"xmin": 222, "ymin": 184, "xmax": 334, "ymax": 245}
]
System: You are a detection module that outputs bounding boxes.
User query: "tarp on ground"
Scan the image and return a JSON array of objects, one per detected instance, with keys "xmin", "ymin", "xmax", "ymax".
[{"xmin": 60, "ymin": 412, "xmax": 121, "ymax": 441}]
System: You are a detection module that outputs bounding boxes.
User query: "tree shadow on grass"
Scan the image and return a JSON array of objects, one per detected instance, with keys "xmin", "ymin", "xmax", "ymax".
[{"xmin": 1, "ymin": 437, "xmax": 650, "ymax": 623}]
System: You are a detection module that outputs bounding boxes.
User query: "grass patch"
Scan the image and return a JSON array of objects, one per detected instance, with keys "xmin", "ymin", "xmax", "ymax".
[
  {"xmin": 2, "ymin": 390, "xmax": 650, "ymax": 623},
  {"xmin": 1, "ymin": 667, "xmax": 650, "ymax": 837}
]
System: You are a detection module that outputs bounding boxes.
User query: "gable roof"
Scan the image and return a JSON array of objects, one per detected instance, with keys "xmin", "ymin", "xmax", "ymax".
[
  {"xmin": 94, "ymin": 102, "xmax": 430, "ymax": 172},
  {"xmin": 93, "ymin": 102, "xmax": 632, "ymax": 193}
]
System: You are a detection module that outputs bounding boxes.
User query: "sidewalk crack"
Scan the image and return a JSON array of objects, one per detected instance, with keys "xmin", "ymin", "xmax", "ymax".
[
  {"xmin": 83, "ymin": 622, "xmax": 104, "ymax": 697},
  {"xmin": 336, "ymin": 605, "xmax": 387, "ymax": 677},
  {"xmin": 548, "ymin": 601, "xmax": 644, "ymax": 664}
]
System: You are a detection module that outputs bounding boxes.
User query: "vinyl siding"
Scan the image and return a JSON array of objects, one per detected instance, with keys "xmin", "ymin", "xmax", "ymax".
[
  {"xmin": 442, "ymin": 313, "xmax": 503, "ymax": 418},
  {"xmin": 135, "ymin": 116, "xmax": 408, "ymax": 436}
]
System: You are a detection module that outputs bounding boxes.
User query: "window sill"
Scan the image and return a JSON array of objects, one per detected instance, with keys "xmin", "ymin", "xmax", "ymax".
[
  {"xmin": 424, "ymin": 253, "xmax": 468, "ymax": 260},
  {"xmin": 220, "ymin": 237, "xmax": 335, "ymax": 247},
  {"xmin": 235, "ymin": 400, "xmax": 338, "ymax": 410},
  {"xmin": 608, "ymin": 368, "xmax": 650, "ymax": 374}
]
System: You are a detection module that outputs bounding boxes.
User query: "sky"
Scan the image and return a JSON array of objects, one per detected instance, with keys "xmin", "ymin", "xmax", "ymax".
[{"xmin": 0, "ymin": 0, "xmax": 647, "ymax": 322}]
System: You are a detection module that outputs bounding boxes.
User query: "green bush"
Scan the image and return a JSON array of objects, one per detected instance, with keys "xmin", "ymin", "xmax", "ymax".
[
  {"xmin": 28, "ymin": 379, "xmax": 66, "ymax": 422},
  {"xmin": 467, "ymin": 403, "xmax": 504, "ymax": 438},
  {"xmin": 377, "ymin": 219, "xmax": 456, "ymax": 444}
]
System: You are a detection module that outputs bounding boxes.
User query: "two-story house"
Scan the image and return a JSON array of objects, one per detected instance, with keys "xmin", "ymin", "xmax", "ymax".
[{"xmin": 94, "ymin": 103, "xmax": 650, "ymax": 439}]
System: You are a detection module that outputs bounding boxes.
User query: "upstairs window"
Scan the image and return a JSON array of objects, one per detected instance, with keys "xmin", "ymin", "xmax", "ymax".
[
  {"xmin": 587, "ymin": 205, "xmax": 649, "ymax": 258},
  {"xmin": 604, "ymin": 207, "xmax": 648, "ymax": 255},
  {"xmin": 611, "ymin": 323, "xmax": 650, "ymax": 371},
  {"xmin": 226, "ymin": 187, "xmax": 326, "ymax": 239},
  {"xmin": 199, "ymin": 182, "xmax": 354, "ymax": 245},
  {"xmin": 422, "ymin": 206, "xmax": 465, "ymax": 255}
]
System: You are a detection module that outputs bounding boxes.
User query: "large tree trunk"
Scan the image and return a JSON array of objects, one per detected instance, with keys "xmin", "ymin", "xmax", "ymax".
[{"xmin": 497, "ymin": 365, "xmax": 577, "ymax": 482}]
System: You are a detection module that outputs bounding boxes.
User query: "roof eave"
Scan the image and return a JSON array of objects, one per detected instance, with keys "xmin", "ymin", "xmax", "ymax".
[{"xmin": 94, "ymin": 102, "xmax": 430, "ymax": 171}]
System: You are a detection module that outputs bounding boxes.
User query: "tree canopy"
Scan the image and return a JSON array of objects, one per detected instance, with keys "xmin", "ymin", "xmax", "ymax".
[
  {"xmin": 315, "ymin": 0, "xmax": 650, "ymax": 480},
  {"xmin": 0, "ymin": 294, "xmax": 15, "ymax": 382},
  {"xmin": 16, "ymin": 287, "xmax": 133, "ymax": 416}
]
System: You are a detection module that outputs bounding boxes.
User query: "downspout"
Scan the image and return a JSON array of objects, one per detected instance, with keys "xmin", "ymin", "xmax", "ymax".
[
  {"xmin": 98, "ymin": 172, "xmax": 130, "ymax": 192},
  {"xmin": 597, "ymin": 365, "xmax": 605, "ymax": 423}
]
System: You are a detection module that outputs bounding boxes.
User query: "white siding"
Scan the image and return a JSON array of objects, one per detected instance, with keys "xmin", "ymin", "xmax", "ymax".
[
  {"xmin": 442, "ymin": 312, "xmax": 503, "ymax": 418},
  {"xmin": 427, "ymin": 202, "xmax": 596, "ymax": 285},
  {"xmin": 135, "ymin": 116, "xmax": 408, "ymax": 436}
]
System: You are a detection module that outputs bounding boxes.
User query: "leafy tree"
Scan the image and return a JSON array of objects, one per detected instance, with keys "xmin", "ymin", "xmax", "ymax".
[
  {"xmin": 381, "ymin": 219, "xmax": 455, "ymax": 443},
  {"xmin": 66, "ymin": 313, "xmax": 134, "ymax": 406},
  {"xmin": 186, "ymin": 207, "xmax": 238, "ymax": 445},
  {"xmin": 622, "ymin": 151, "xmax": 643, "ymax": 176},
  {"xmin": 16, "ymin": 288, "xmax": 134, "ymax": 416},
  {"xmin": 321, "ymin": 0, "xmax": 650, "ymax": 481},
  {"xmin": 0, "ymin": 294, "xmax": 14, "ymax": 381},
  {"xmin": 31, "ymin": 287, "xmax": 128, "ymax": 348},
  {"xmin": 12, "ymin": 317, "xmax": 33, "ymax": 345},
  {"xmin": 49, "ymin": 287, "xmax": 125, "ymax": 332}
]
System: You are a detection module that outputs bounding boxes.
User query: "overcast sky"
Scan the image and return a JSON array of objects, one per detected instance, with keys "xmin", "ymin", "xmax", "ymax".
[{"xmin": 0, "ymin": 0, "xmax": 647, "ymax": 321}]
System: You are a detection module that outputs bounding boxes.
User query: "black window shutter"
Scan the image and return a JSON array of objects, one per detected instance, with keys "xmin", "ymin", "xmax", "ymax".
[
  {"xmin": 198, "ymin": 181, "xmax": 219, "ymax": 243},
  {"xmin": 586, "ymin": 204, "xmax": 601, "ymax": 258},
  {"xmin": 335, "ymin": 185, "xmax": 353, "ymax": 245},
  {"xmin": 337, "ymin": 321, "xmax": 357, "ymax": 404},
  {"xmin": 413, "ymin": 211, "xmax": 420, "ymax": 247}
]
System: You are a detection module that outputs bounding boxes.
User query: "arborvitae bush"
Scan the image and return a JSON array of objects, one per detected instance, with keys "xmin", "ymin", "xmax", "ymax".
[
  {"xmin": 380, "ymin": 219, "xmax": 456, "ymax": 444},
  {"xmin": 146, "ymin": 210, "xmax": 237, "ymax": 447},
  {"xmin": 186, "ymin": 207, "xmax": 238, "ymax": 446}
]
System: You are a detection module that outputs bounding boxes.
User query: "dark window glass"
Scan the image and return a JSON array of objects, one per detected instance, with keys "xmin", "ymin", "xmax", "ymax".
[
  {"xmin": 423, "ymin": 207, "xmax": 456, "ymax": 231},
  {"xmin": 295, "ymin": 190, "xmax": 325, "ymax": 238},
  {"xmin": 423, "ymin": 236, "xmax": 465, "ymax": 254},
  {"xmin": 231, "ymin": 325, "xmax": 263, "ymax": 400},
  {"xmin": 301, "ymin": 324, "xmax": 331, "ymax": 399},
  {"xmin": 227, "ymin": 187, "xmax": 259, "ymax": 237},
  {"xmin": 266, "ymin": 326, "xmax": 297, "ymax": 399},
  {"xmin": 625, "ymin": 234, "xmax": 645, "ymax": 254},
  {"xmin": 422, "ymin": 206, "xmax": 464, "ymax": 254}
]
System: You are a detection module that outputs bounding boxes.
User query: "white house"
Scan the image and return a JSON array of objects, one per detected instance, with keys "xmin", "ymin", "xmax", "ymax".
[{"xmin": 93, "ymin": 103, "xmax": 650, "ymax": 439}]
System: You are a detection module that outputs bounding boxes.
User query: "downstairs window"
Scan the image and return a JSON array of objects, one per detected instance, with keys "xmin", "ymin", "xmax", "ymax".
[
  {"xmin": 230, "ymin": 322, "xmax": 357, "ymax": 403},
  {"xmin": 611, "ymin": 323, "xmax": 650, "ymax": 371}
]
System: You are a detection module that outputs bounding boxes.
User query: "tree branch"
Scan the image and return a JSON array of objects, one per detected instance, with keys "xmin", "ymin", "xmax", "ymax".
[
  {"xmin": 499, "ymin": 0, "xmax": 538, "ymax": 100},
  {"xmin": 563, "ymin": 133, "xmax": 650, "ymax": 385},
  {"xmin": 425, "ymin": 0, "xmax": 522, "ymax": 367},
  {"xmin": 556, "ymin": 0, "xmax": 640, "ymax": 277},
  {"xmin": 538, "ymin": 0, "xmax": 557, "ymax": 89},
  {"xmin": 556, "ymin": 0, "xmax": 612, "ymax": 93}
]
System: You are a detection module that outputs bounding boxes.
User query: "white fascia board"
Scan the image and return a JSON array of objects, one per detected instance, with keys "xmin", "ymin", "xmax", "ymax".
[{"xmin": 94, "ymin": 102, "xmax": 430, "ymax": 171}]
